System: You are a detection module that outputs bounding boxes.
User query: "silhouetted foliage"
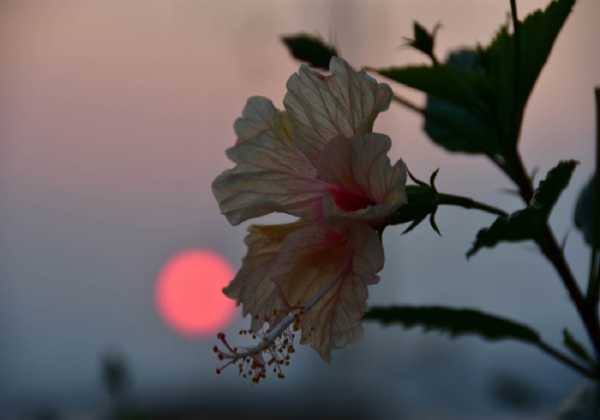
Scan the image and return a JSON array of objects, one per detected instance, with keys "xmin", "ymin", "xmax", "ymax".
[
  {"xmin": 404, "ymin": 21, "xmax": 440, "ymax": 63},
  {"xmin": 364, "ymin": 306, "xmax": 540, "ymax": 344},
  {"xmin": 377, "ymin": 0, "xmax": 575, "ymax": 160},
  {"xmin": 468, "ymin": 160, "xmax": 577, "ymax": 257},
  {"xmin": 281, "ymin": 33, "xmax": 337, "ymax": 70}
]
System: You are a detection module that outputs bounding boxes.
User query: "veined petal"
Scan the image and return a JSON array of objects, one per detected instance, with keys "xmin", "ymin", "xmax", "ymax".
[
  {"xmin": 223, "ymin": 221, "xmax": 306, "ymax": 331},
  {"xmin": 316, "ymin": 133, "xmax": 408, "ymax": 224},
  {"xmin": 269, "ymin": 222, "xmax": 384, "ymax": 361},
  {"xmin": 284, "ymin": 57, "xmax": 393, "ymax": 165},
  {"xmin": 212, "ymin": 97, "xmax": 327, "ymax": 225}
]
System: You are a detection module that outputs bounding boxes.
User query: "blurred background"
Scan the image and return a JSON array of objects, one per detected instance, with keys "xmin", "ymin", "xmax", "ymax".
[{"xmin": 1, "ymin": 0, "xmax": 599, "ymax": 419}]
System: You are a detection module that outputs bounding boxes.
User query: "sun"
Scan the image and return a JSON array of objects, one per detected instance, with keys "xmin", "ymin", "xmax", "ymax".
[{"xmin": 156, "ymin": 250, "xmax": 236, "ymax": 336}]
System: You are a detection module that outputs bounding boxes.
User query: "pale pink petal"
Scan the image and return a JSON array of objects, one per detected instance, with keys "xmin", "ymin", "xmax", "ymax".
[
  {"xmin": 268, "ymin": 222, "xmax": 384, "ymax": 361},
  {"xmin": 212, "ymin": 97, "xmax": 327, "ymax": 225},
  {"xmin": 284, "ymin": 57, "xmax": 392, "ymax": 165},
  {"xmin": 223, "ymin": 222, "xmax": 306, "ymax": 331}
]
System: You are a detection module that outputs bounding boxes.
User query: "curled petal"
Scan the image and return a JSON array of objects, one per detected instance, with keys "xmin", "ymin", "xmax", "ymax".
[
  {"xmin": 212, "ymin": 97, "xmax": 327, "ymax": 225},
  {"xmin": 284, "ymin": 57, "xmax": 393, "ymax": 164},
  {"xmin": 317, "ymin": 133, "xmax": 408, "ymax": 224},
  {"xmin": 269, "ymin": 222, "xmax": 384, "ymax": 361}
]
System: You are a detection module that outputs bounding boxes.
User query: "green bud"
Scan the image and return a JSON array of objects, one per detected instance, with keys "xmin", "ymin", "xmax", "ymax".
[{"xmin": 389, "ymin": 184, "xmax": 438, "ymax": 227}]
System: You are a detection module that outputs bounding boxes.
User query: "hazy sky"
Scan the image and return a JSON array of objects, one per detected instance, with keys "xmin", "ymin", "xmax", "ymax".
[{"xmin": 1, "ymin": 0, "xmax": 599, "ymax": 417}]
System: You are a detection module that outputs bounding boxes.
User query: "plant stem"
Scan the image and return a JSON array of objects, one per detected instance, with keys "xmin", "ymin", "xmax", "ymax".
[
  {"xmin": 509, "ymin": 150, "xmax": 600, "ymax": 361},
  {"xmin": 587, "ymin": 87, "xmax": 600, "ymax": 304},
  {"xmin": 436, "ymin": 193, "xmax": 507, "ymax": 217},
  {"xmin": 503, "ymin": 2, "xmax": 600, "ymax": 364},
  {"xmin": 501, "ymin": 11, "xmax": 600, "ymax": 367},
  {"xmin": 537, "ymin": 340, "xmax": 598, "ymax": 379},
  {"xmin": 417, "ymin": 186, "xmax": 598, "ymax": 377},
  {"xmin": 538, "ymin": 227, "xmax": 600, "ymax": 359}
]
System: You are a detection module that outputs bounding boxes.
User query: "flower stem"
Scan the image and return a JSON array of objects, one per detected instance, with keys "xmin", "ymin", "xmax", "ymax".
[{"xmin": 436, "ymin": 193, "xmax": 507, "ymax": 217}]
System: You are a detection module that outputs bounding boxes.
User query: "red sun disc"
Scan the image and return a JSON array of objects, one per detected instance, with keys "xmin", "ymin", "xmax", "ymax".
[{"xmin": 156, "ymin": 250, "xmax": 235, "ymax": 336}]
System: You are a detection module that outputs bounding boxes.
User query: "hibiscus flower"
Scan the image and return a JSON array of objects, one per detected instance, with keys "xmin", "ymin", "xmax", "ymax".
[{"xmin": 211, "ymin": 57, "xmax": 407, "ymax": 382}]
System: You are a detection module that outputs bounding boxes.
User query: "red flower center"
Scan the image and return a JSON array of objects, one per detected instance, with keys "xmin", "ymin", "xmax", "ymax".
[{"xmin": 329, "ymin": 187, "xmax": 375, "ymax": 212}]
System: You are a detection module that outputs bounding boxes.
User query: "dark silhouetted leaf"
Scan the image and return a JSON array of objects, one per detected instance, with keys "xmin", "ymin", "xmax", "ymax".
[
  {"xmin": 563, "ymin": 328, "xmax": 595, "ymax": 366},
  {"xmin": 376, "ymin": 0, "xmax": 575, "ymax": 157},
  {"xmin": 281, "ymin": 33, "xmax": 337, "ymax": 70},
  {"xmin": 467, "ymin": 161, "xmax": 577, "ymax": 257},
  {"xmin": 378, "ymin": 57, "xmax": 503, "ymax": 156},
  {"xmin": 466, "ymin": 207, "xmax": 544, "ymax": 258},
  {"xmin": 378, "ymin": 64, "xmax": 488, "ymax": 111},
  {"xmin": 481, "ymin": 0, "xmax": 575, "ymax": 143},
  {"xmin": 531, "ymin": 160, "xmax": 578, "ymax": 211},
  {"xmin": 423, "ymin": 50, "xmax": 502, "ymax": 156},
  {"xmin": 364, "ymin": 305, "xmax": 541, "ymax": 344},
  {"xmin": 404, "ymin": 21, "xmax": 440, "ymax": 60},
  {"xmin": 575, "ymin": 175, "xmax": 596, "ymax": 247}
]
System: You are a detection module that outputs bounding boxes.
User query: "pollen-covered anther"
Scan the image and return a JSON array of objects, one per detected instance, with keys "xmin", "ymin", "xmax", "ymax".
[{"xmin": 212, "ymin": 318, "xmax": 299, "ymax": 383}]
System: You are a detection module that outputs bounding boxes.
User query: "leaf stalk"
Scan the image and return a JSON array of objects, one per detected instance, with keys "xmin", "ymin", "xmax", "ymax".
[{"xmin": 509, "ymin": 130, "xmax": 600, "ymax": 366}]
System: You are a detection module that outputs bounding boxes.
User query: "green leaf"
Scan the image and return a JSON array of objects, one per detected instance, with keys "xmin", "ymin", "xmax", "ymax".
[
  {"xmin": 467, "ymin": 160, "xmax": 577, "ymax": 257},
  {"xmin": 563, "ymin": 328, "xmax": 595, "ymax": 366},
  {"xmin": 281, "ymin": 33, "xmax": 338, "ymax": 70},
  {"xmin": 364, "ymin": 305, "xmax": 541, "ymax": 344},
  {"xmin": 481, "ymin": 0, "xmax": 575, "ymax": 142}
]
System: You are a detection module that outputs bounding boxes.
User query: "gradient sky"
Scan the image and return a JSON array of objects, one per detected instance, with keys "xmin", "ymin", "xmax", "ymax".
[{"xmin": 1, "ymin": 1, "xmax": 599, "ymax": 417}]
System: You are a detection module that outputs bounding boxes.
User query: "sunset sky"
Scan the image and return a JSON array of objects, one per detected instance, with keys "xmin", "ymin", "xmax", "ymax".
[{"xmin": 1, "ymin": 0, "xmax": 599, "ymax": 417}]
